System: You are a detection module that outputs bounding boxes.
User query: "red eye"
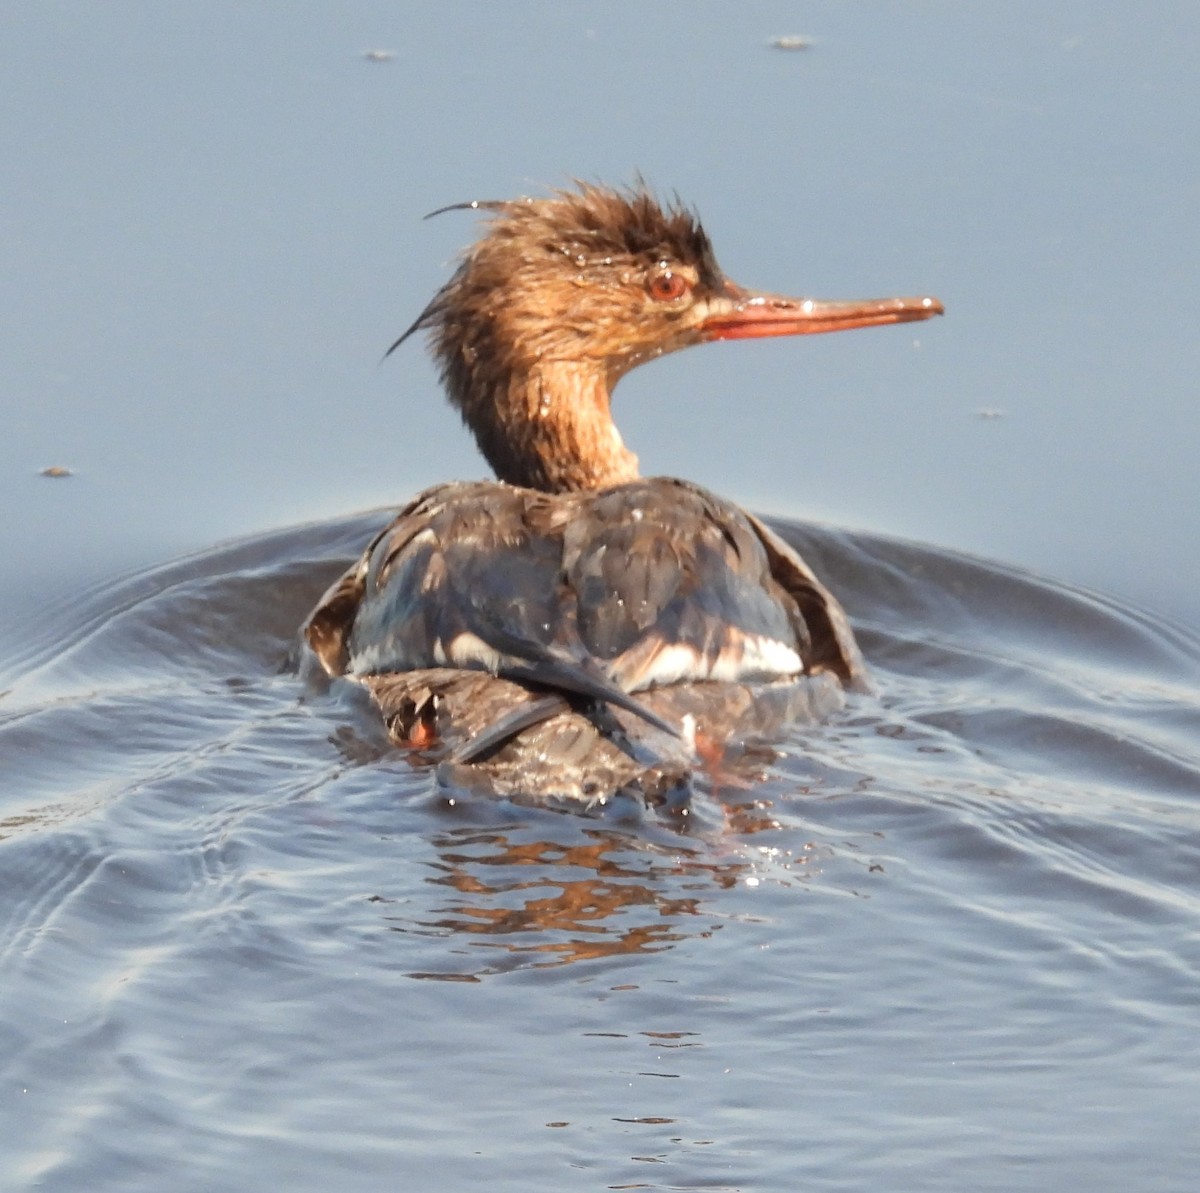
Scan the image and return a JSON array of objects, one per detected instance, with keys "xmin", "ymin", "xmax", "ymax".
[{"xmin": 646, "ymin": 270, "xmax": 689, "ymax": 302}]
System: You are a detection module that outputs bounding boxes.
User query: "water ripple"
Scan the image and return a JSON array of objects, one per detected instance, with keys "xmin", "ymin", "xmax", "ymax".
[{"xmin": 1, "ymin": 511, "xmax": 1198, "ymax": 1191}]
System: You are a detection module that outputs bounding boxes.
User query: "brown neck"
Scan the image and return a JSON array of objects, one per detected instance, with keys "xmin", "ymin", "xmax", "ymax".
[{"xmin": 458, "ymin": 360, "xmax": 640, "ymax": 493}]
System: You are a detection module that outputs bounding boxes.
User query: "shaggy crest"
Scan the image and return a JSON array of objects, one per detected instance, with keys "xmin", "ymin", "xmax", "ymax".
[
  {"xmin": 385, "ymin": 182, "xmax": 732, "ymax": 491},
  {"xmin": 387, "ymin": 181, "xmax": 722, "ymax": 358}
]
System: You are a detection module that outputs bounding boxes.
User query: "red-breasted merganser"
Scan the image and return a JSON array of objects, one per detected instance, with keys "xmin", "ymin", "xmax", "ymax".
[{"xmin": 304, "ymin": 183, "xmax": 942, "ymax": 808}]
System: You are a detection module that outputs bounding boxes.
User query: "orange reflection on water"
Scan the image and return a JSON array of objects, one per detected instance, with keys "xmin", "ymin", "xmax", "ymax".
[{"xmin": 404, "ymin": 828, "xmax": 752, "ymax": 972}]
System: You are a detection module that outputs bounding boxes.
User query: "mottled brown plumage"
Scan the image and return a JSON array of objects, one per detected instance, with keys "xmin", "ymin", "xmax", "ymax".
[{"xmin": 305, "ymin": 182, "xmax": 942, "ymax": 809}]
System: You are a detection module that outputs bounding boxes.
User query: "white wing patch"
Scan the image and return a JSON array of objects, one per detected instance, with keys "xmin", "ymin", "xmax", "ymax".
[
  {"xmin": 352, "ymin": 631, "xmax": 507, "ymax": 677},
  {"xmin": 438, "ymin": 631, "xmax": 506, "ymax": 673},
  {"xmin": 733, "ymin": 635, "xmax": 806, "ymax": 681},
  {"xmin": 615, "ymin": 631, "xmax": 803, "ymax": 692}
]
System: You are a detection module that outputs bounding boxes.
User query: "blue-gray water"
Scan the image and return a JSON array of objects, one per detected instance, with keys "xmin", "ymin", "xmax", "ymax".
[
  {"xmin": 3, "ymin": 515, "xmax": 1198, "ymax": 1190},
  {"xmin": 3, "ymin": 4, "xmax": 1199, "ymax": 1191}
]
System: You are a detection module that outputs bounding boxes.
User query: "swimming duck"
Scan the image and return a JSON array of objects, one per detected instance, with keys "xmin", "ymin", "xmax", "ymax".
[{"xmin": 304, "ymin": 183, "xmax": 942, "ymax": 808}]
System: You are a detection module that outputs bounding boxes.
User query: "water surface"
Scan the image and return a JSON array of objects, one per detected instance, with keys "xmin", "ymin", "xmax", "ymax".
[
  {"xmin": 3, "ymin": 2, "xmax": 1199, "ymax": 625},
  {"xmin": 2, "ymin": 514, "xmax": 1197, "ymax": 1191}
]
